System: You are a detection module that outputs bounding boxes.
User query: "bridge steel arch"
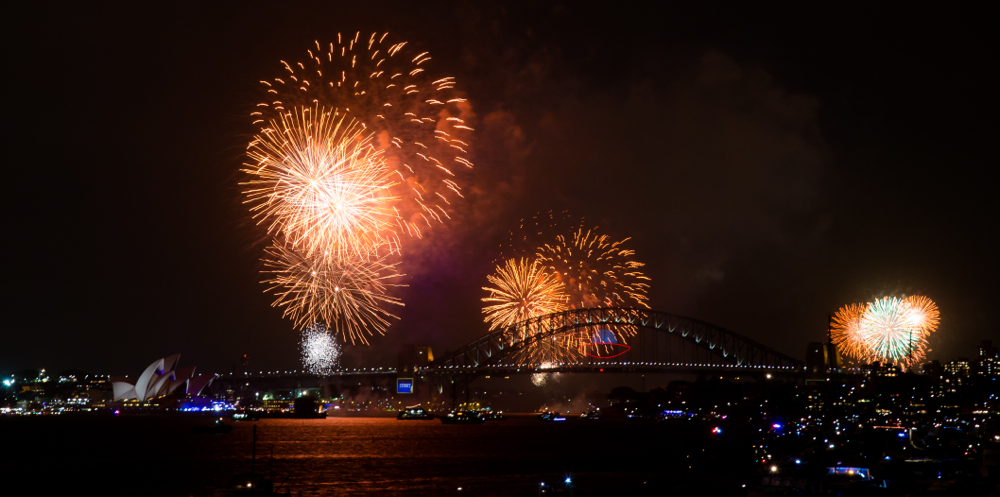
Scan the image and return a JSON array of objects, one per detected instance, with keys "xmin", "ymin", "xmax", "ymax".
[{"xmin": 429, "ymin": 308, "xmax": 804, "ymax": 374}]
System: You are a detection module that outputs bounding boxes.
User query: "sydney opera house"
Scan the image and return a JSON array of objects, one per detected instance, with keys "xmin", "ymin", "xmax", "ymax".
[{"xmin": 111, "ymin": 354, "xmax": 214, "ymax": 402}]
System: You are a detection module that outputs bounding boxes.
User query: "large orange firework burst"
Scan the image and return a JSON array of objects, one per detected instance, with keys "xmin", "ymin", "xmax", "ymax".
[
  {"xmin": 242, "ymin": 106, "xmax": 400, "ymax": 258},
  {"xmin": 831, "ymin": 295, "xmax": 939, "ymax": 369},
  {"xmin": 261, "ymin": 242, "xmax": 404, "ymax": 345},
  {"xmin": 242, "ymin": 32, "xmax": 473, "ymax": 343},
  {"xmin": 254, "ymin": 32, "xmax": 474, "ymax": 236},
  {"xmin": 902, "ymin": 295, "xmax": 940, "ymax": 335},
  {"xmin": 482, "ymin": 258, "xmax": 568, "ymax": 331},
  {"xmin": 537, "ymin": 226, "xmax": 650, "ymax": 310},
  {"xmin": 486, "ymin": 212, "xmax": 652, "ymax": 363},
  {"xmin": 831, "ymin": 303, "xmax": 868, "ymax": 361},
  {"xmin": 530, "ymin": 213, "xmax": 650, "ymax": 351},
  {"xmin": 482, "ymin": 258, "xmax": 577, "ymax": 365},
  {"xmin": 515, "ymin": 212, "xmax": 650, "ymax": 311}
]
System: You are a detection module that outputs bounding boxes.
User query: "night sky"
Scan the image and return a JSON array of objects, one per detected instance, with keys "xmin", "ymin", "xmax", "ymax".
[{"xmin": 5, "ymin": 2, "xmax": 995, "ymax": 375}]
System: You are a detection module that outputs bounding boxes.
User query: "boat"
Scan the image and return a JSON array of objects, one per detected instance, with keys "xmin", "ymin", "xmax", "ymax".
[
  {"xmin": 233, "ymin": 411, "xmax": 260, "ymax": 421},
  {"xmin": 538, "ymin": 411, "xmax": 567, "ymax": 422},
  {"xmin": 483, "ymin": 409, "xmax": 506, "ymax": 421},
  {"xmin": 397, "ymin": 405, "xmax": 435, "ymax": 420},
  {"xmin": 440, "ymin": 410, "xmax": 485, "ymax": 424},
  {"xmin": 193, "ymin": 418, "xmax": 234, "ymax": 434}
]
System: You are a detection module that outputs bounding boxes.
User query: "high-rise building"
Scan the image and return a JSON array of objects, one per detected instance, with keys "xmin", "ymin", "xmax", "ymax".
[
  {"xmin": 944, "ymin": 358, "xmax": 970, "ymax": 377},
  {"xmin": 976, "ymin": 340, "xmax": 998, "ymax": 377}
]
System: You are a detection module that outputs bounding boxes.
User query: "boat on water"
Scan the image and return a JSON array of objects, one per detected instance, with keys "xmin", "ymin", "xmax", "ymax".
[
  {"xmin": 397, "ymin": 405, "xmax": 435, "ymax": 420},
  {"xmin": 538, "ymin": 411, "xmax": 567, "ymax": 422},
  {"xmin": 193, "ymin": 418, "xmax": 234, "ymax": 434},
  {"xmin": 440, "ymin": 410, "xmax": 486, "ymax": 424},
  {"xmin": 483, "ymin": 409, "xmax": 506, "ymax": 421}
]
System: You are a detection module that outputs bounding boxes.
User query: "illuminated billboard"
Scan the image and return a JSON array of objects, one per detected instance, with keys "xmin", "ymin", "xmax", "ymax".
[{"xmin": 396, "ymin": 378, "xmax": 414, "ymax": 394}]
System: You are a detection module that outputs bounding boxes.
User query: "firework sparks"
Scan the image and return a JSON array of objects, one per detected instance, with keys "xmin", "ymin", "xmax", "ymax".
[
  {"xmin": 902, "ymin": 295, "xmax": 940, "ymax": 335},
  {"xmin": 482, "ymin": 258, "xmax": 568, "ymax": 331},
  {"xmin": 535, "ymin": 221, "xmax": 651, "ymax": 311},
  {"xmin": 262, "ymin": 242, "xmax": 404, "ymax": 345},
  {"xmin": 243, "ymin": 33, "xmax": 473, "ymax": 343},
  {"xmin": 242, "ymin": 106, "xmax": 400, "ymax": 258},
  {"xmin": 832, "ymin": 295, "xmax": 940, "ymax": 369},
  {"xmin": 531, "ymin": 362, "xmax": 557, "ymax": 387},
  {"xmin": 300, "ymin": 323, "xmax": 341, "ymax": 375},
  {"xmin": 831, "ymin": 303, "xmax": 868, "ymax": 362},
  {"xmin": 482, "ymin": 258, "xmax": 578, "ymax": 365},
  {"xmin": 860, "ymin": 296, "xmax": 928, "ymax": 368},
  {"xmin": 529, "ymin": 213, "xmax": 651, "ymax": 356},
  {"xmin": 512, "ymin": 211, "xmax": 650, "ymax": 310},
  {"xmin": 255, "ymin": 33, "xmax": 474, "ymax": 236},
  {"xmin": 488, "ymin": 213, "xmax": 652, "ymax": 364}
]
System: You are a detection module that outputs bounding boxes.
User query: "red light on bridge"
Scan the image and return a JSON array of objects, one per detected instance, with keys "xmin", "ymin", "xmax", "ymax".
[{"xmin": 578, "ymin": 343, "xmax": 631, "ymax": 359}]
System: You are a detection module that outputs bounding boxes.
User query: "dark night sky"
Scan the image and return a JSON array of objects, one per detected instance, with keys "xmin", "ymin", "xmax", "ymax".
[{"xmin": 4, "ymin": 2, "xmax": 995, "ymax": 375}]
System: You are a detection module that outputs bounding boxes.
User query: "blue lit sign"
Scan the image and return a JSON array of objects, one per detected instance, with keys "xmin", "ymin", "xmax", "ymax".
[
  {"xmin": 397, "ymin": 378, "xmax": 414, "ymax": 394},
  {"xmin": 591, "ymin": 328, "xmax": 617, "ymax": 344}
]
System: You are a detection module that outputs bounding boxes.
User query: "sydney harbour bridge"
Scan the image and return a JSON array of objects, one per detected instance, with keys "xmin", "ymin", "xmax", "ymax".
[{"xmin": 217, "ymin": 308, "xmax": 813, "ymax": 400}]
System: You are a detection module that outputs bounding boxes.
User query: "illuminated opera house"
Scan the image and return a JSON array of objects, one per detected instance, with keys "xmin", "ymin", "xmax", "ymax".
[{"xmin": 111, "ymin": 354, "xmax": 214, "ymax": 402}]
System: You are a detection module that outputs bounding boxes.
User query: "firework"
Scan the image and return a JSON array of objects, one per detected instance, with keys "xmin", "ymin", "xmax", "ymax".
[
  {"xmin": 489, "ymin": 213, "xmax": 652, "ymax": 363},
  {"xmin": 831, "ymin": 303, "xmax": 868, "ymax": 362},
  {"xmin": 300, "ymin": 323, "xmax": 341, "ymax": 375},
  {"xmin": 483, "ymin": 258, "xmax": 579, "ymax": 364},
  {"xmin": 262, "ymin": 242, "xmax": 404, "ymax": 345},
  {"xmin": 835, "ymin": 295, "xmax": 940, "ymax": 369},
  {"xmin": 529, "ymin": 213, "xmax": 649, "ymax": 350},
  {"xmin": 902, "ymin": 295, "xmax": 940, "ymax": 335},
  {"xmin": 482, "ymin": 258, "xmax": 568, "ymax": 331},
  {"xmin": 518, "ymin": 212, "xmax": 650, "ymax": 310},
  {"xmin": 255, "ymin": 33, "xmax": 474, "ymax": 236},
  {"xmin": 242, "ymin": 106, "xmax": 400, "ymax": 258},
  {"xmin": 531, "ymin": 362, "xmax": 557, "ymax": 387},
  {"xmin": 860, "ymin": 296, "xmax": 928, "ymax": 368}
]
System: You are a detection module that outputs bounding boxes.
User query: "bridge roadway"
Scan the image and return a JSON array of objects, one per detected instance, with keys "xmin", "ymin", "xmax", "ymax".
[
  {"xmin": 215, "ymin": 307, "xmax": 849, "ymax": 393},
  {"xmin": 214, "ymin": 361, "xmax": 813, "ymax": 392}
]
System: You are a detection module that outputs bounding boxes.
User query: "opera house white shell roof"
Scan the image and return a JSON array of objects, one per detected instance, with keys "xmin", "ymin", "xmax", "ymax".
[{"xmin": 111, "ymin": 354, "xmax": 213, "ymax": 401}]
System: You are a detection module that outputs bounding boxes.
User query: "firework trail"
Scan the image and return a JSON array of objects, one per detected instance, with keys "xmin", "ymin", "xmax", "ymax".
[
  {"xmin": 300, "ymin": 323, "xmax": 342, "ymax": 375},
  {"xmin": 262, "ymin": 242, "xmax": 404, "ymax": 345},
  {"xmin": 482, "ymin": 258, "xmax": 567, "ymax": 330},
  {"xmin": 831, "ymin": 303, "xmax": 868, "ymax": 362},
  {"xmin": 242, "ymin": 106, "xmax": 400, "ymax": 258},
  {"xmin": 254, "ymin": 33, "xmax": 474, "ymax": 237},
  {"xmin": 532, "ymin": 214, "xmax": 651, "ymax": 311},
  {"xmin": 243, "ymin": 32, "xmax": 472, "ymax": 343},
  {"xmin": 484, "ymin": 213, "xmax": 651, "ymax": 363},
  {"xmin": 482, "ymin": 258, "xmax": 581, "ymax": 364},
  {"xmin": 498, "ymin": 212, "xmax": 651, "ymax": 360}
]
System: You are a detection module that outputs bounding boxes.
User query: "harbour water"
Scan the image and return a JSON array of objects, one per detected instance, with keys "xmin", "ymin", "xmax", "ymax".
[{"xmin": 6, "ymin": 414, "xmax": 752, "ymax": 496}]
